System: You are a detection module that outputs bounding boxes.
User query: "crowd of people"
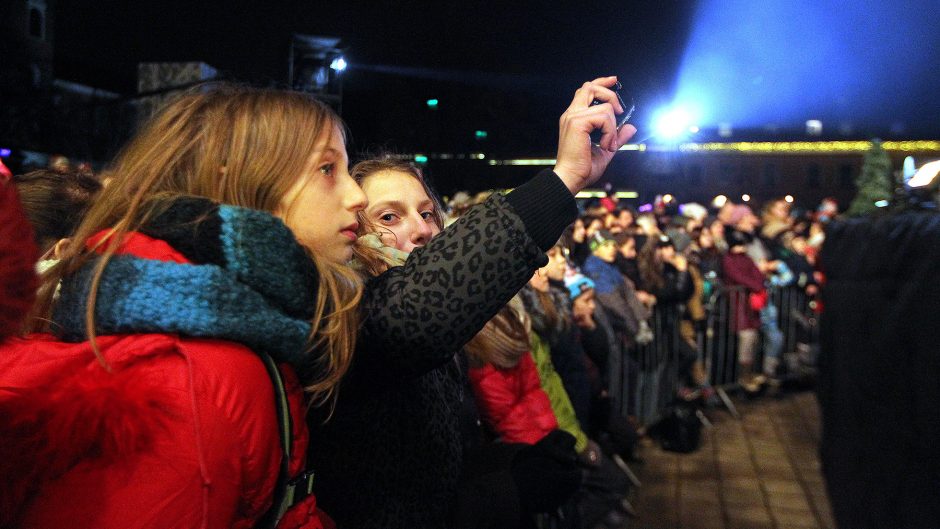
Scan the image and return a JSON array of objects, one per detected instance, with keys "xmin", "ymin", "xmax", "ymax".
[{"xmin": 0, "ymin": 76, "xmax": 828, "ymax": 529}]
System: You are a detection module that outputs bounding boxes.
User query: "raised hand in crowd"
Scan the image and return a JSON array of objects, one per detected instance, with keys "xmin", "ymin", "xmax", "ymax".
[{"xmin": 553, "ymin": 76, "xmax": 637, "ymax": 195}]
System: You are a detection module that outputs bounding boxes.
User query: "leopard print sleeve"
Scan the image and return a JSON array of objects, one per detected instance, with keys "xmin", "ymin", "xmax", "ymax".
[{"xmin": 359, "ymin": 171, "xmax": 577, "ymax": 377}]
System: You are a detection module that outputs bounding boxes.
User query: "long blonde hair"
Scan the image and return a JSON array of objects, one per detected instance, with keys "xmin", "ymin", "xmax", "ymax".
[{"xmin": 29, "ymin": 84, "xmax": 362, "ymax": 406}]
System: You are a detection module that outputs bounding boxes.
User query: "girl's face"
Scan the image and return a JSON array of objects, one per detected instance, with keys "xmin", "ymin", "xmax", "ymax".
[
  {"xmin": 618, "ymin": 210, "xmax": 634, "ymax": 228},
  {"xmin": 572, "ymin": 290, "xmax": 596, "ymax": 326},
  {"xmin": 545, "ymin": 247, "xmax": 568, "ymax": 281},
  {"xmin": 619, "ymin": 237, "xmax": 636, "ymax": 259},
  {"xmin": 594, "ymin": 240, "xmax": 618, "ymax": 263},
  {"xmin": 699, "ymin": 229, "xmax": 714, "ymax": 249},
  {"xmin": 277, "ymin": 124, "xmax": 367, "ymax": 263},
  {"xmin": 360, "ymin": 170, "xmax": 441, "ymax": 252}
]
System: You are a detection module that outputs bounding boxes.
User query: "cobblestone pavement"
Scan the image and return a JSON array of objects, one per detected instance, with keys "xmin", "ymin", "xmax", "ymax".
[{"xmin": 628, "ymin": 390, "xmax": 835, "ymax": 529}]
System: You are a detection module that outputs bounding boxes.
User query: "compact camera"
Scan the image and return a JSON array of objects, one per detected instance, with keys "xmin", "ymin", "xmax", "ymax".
[{"xmin": 590, "ymin": 81, "xmax": 634, "ymax": 146}]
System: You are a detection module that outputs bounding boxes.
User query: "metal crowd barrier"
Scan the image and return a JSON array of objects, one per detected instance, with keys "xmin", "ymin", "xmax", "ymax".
[
  {"xmin": 610, "ymin": 285, "xmax": 820, "ymax": 426},
  {"xmin": 610, "ymin": 304, "xmax": 683, "ymax": 427},
  {"xmin": 701, "ymin": 284, "xmax": 820, "ymax": 416}
]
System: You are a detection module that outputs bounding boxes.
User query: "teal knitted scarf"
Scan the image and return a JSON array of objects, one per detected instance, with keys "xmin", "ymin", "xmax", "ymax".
[{"xmin": 53, "ymin": 197, "xmax": 324, "ymax": 372}]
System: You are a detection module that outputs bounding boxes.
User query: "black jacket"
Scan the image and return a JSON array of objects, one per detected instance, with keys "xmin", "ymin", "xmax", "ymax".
[
  {"xmin": 308, "ymin": 170, "xmax": 578, "ymax": 529},
  {"xmin": 818, "ymin": 211, "xmax": 940, "ymax": 529}
]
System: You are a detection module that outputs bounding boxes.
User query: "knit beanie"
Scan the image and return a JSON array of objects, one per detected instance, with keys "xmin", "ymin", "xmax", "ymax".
[
  {"xmin": 727, "ymin": 205, "xmax": 754, "ymax": 226},
  {"xmin": 589, "ymin": 230, "xmax": 617, "ymax": 252},
  {"xmin": 564, "ymin": 273, "xmax": 595, "ymax": 300}
]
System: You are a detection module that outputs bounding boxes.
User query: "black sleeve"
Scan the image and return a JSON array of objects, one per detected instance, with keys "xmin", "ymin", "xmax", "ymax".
[{"xmin": 357, "ymin": 170, "xmax": 578, "ymax": 377}]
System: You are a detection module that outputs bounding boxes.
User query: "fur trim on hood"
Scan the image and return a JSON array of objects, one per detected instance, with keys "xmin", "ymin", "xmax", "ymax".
[{"xmin": 0, "ymin": 351, "xmax": 176, "ymax": 527}]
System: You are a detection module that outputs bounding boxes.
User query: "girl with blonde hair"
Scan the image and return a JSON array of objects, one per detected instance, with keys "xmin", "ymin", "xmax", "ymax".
[{"xmin": 1, "ymin": 85, "xmax": 365, "ymax": 529}]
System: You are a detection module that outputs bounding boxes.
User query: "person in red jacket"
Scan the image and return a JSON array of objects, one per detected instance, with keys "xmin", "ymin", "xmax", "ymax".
[
  {"xmin": 465, "ymin": 302, "xmax": 559, "ymax": 445},
  {"xmin": 0, "ymin": 87, "xmax": 367, "ymax": 529},
  {"xmin": 0, "ymin": 176, "xmax": 37, "ymax": 340},
  {"xmin": 1, "ymin": 75, "xmax": 633, "ymax": 529}
]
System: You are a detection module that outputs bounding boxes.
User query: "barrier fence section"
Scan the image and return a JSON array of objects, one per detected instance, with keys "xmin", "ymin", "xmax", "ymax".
[
  {"xmin": 609, "ymin": 304, "xmax": 682, "ymax": 426},
  {"xmin": 610, "ymin": 285, "xmax": 820, "ymax": 427}
]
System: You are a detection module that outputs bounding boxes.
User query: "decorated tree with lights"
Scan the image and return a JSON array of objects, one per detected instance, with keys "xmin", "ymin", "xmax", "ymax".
[{"xmin": 846, "ymin": 140, "xmax": 895, "ymax": 217}]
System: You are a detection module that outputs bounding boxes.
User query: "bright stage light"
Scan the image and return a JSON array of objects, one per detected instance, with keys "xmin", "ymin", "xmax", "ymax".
[
  {"xmin": 742, "ymin": 194, "xmax": 751, "ymax": 202},
  {"xmin": 785, "ymin": 195, "xmax": 794, "ymax": 203},
  {"xmin": 712, "ymin": 195, "xmax": 728, "ymax": 208},
  {"xmin": 330, "ymin": 56, "xmax": 347, "ymax": 72},
  {"xmin": 663, "ymin": 194, "xmax": 675, "ymax": 203},
  {"xmin": 909, "ymin": 160, "xmax": 940, "ymax": 188},
  {"xmin": 653, "ymin": 107, "xmax": 696, "ymax": 140}
]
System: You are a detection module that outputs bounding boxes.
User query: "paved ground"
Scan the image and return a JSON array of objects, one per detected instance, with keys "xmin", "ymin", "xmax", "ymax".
[{"xmin": 629, "ymin": 390, "xmax": 836, "ymax": 529}]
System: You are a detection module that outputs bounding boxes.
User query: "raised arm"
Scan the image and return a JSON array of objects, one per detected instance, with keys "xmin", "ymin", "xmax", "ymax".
[
  {"xmin": 358, "ymin": 171, "xmax": 575, "ymax": 376},
  {"xmin": 357, "ymin": 77, "xmax": 637, "ymax": 377}
]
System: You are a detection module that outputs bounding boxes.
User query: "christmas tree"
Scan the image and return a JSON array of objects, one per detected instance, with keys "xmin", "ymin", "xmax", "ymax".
[{"xmin": 846, "ymin": 140, "xmax": 895, "ymax": 217}]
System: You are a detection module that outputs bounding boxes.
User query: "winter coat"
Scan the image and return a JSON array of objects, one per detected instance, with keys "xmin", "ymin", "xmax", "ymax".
[
  {"xmin": 519, "ymin": 283, "xmax": 593, "ymax": 430},
  {"xmin": 818, "ymin": 212, "xmax": 940, "ymax": 529},
  {"xmin": 721, "ymin": 252, "xmax": 765, "ymax": 332},
  {"xmin": 307, "ymin": 170, "xmax": 579, "ymax": 529},
  {"xmin": 0, "ymin": 178, "xmax": 37, "ymax": 339},
  {"xmin": 529, "ymin": 332, "xmax": 588, "ymax": 452},
  {"xmin": 0, "ymin": 198, "xmax": 330, "ymax": 529},
  {"xmin": 469, "ymin": 351, "xmax": 558, "ymax": 444},
  {"xmin": 615, "ymin": 254, "xmax": 641, "ymax": 287},
  {"xmin": 582, "ymin": 255, "xmax": 649, "ymax": 342},
  {"xmin": 639, "ymin": 262, "xmax": 693, "ymax": 306}
]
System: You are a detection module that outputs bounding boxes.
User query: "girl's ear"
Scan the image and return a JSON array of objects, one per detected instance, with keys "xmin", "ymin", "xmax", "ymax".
[{"xmin": 52, "ymin": 238, "xmax": 71, "ymax": 260}]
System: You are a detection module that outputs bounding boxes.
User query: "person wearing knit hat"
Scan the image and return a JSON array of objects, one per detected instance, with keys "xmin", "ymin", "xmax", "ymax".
[
  {"xmin": 588, "ymin": 229, "xmax": 618, "ymax": 259},
  {"xmin": 564, "ymin": 273, "xmax": 597, "ymax": 329},
  {"xmin": 679, "ymin": 202, "xmax": 708, "ymax": 223},
  {"xmin": 727, "ymin": 204, "xmax": 754, "ymax": 227},
  {"xmin": 565, "ymin": 273, "xmax": 595, "ymax": 301}
]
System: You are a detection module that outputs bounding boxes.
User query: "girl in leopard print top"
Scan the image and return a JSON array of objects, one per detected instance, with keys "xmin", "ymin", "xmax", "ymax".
[{"xmin": 306, "ymin": 77, "xmax": 637, "ymax": 529}]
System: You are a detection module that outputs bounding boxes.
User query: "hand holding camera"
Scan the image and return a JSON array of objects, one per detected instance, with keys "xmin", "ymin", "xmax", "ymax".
[{"xmin": 554, "ymin": 76, "xmax": 636, "ymax": 195}]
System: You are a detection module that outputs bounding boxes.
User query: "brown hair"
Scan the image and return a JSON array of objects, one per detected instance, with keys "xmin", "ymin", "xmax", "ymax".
[
  {"xmin": 464, "ymin": 303, "xmax": 531, "ymax": 369},
  {"xmin": 349, "ymin": 157, "xmax": 446, "ymax": 274},
  {"xmin": 29, "ymin": 84, "xmax": 361, "ymax": 406},
  {"xmin": 637, "ymin": 236, "xmax": 667, "ymax": 292},
  {"xmin": 351, "ymin": 157, "xmax": 445, "ymax": 231},
  {"xmin": 13, "ymin": 170, "xmax": 102, "ymax": 254},
  {"xmin": 348, "ymin": 157, "xmax": 534, "ymax": 370}
]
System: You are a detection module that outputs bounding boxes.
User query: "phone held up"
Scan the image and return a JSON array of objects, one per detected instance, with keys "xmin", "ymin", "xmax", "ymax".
[{"xmin": 589, "ymin": 81, "xmax": 635, "ymax": 147}]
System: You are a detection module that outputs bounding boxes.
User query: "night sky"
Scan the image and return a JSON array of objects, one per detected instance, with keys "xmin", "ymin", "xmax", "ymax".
[{"xmin": 53, "ymin": 0, "xmax": 939, "ymax": 156}]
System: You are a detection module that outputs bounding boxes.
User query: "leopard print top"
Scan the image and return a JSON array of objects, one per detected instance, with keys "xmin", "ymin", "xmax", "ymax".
[{"xmin": 308, "ymin": 170, "xmax": 577, "ymax": 529}]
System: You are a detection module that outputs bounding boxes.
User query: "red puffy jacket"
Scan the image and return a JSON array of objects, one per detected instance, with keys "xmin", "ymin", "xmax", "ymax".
[
  {"xmin": 468, "ymin": 352, "xmax": 558, "ymax": 445},
  {"xmin": 0, "ymin": 235, "xmax": 329, "ymax": 529}
]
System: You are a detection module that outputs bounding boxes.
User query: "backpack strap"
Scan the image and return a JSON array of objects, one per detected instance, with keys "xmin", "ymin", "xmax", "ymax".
[{"xmin": 254, "ymin": 352, "xmax": 316, "ymax": 529}]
